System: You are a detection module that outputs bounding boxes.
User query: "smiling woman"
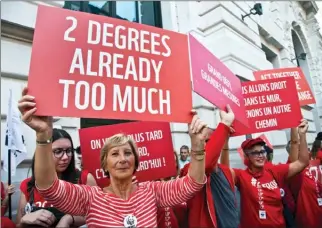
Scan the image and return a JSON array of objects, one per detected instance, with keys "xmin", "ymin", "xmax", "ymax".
[{"xmin": 17, "ymin": 85, "xmax": 208, "ymax": 228}]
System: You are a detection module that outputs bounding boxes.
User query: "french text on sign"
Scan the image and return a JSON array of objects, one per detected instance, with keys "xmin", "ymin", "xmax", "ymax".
[
  {"xmin": 253, "ymin": 67, "xmax": 316, "ymax": 106},
  {"xmin": 232, "ymin": 77, "xmax": 302, "ymax": 136}
]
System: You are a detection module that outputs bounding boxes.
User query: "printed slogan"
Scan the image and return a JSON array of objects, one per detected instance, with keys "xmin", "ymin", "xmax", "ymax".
[
  {"xmin": 79, "ymin": 121, "xmax": 177, "ymax": 188},
  {"xmin": 232, "ymin": 77, "xmax": 302, "ymax": 136},
  {"xmin": 28, "ymin": 6, "xmax": 192, "ymax": 123}
]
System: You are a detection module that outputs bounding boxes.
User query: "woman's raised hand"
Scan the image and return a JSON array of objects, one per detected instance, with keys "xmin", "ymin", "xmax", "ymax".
[
  {"xmin": 188, "ymin": 110, "xmax": 208, "ymax": 150},
  {"xmin": 18, "ymin": 87, "xmax": 53, "ymax": 135}
]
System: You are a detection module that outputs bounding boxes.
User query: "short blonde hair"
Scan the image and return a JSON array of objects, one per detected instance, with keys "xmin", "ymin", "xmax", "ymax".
[{"xmin": 100, "ymin": 133, "xmax": 139, "ymax": 177}]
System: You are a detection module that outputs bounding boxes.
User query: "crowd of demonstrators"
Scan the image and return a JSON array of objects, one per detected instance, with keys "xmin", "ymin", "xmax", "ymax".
[
  {"xmin": 0, "ymin": 84, "xmax": 319, "ymax": 228},
  {"xmin": 17, "ymin": 86, "xmax": 209, "ymax": 227}
]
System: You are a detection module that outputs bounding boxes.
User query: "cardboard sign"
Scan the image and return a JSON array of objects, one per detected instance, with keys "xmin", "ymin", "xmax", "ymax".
[
  {"xmin": 79, "ymin": 121, "xmax": 177, "ymax": 188},
  {"xmin": 232, "ymin": 77, "xmax": 302, "ymax": 136},
  {"xmin": 28, "ymin": 6, "xmax": 192, "ymax": 123},
  {"xmin": 253, "ymin": 67, "xmax": 315, "ymax": 106},
  {"xmin": 188, "ymin": 34, "xmax": 248, "ymax": 127}
]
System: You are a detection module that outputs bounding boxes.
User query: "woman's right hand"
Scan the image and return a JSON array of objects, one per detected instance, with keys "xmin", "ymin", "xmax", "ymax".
[
  {"xmin": 18, "ymin": 87, "xmax": 53, "ymax": 136},
  {"xmin": 21, "ymin": 209, "xmax": 56, "ymax": 227}
]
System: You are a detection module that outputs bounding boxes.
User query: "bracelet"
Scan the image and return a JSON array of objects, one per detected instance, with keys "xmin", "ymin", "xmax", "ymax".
[
  {"xmin": 192, "ymin": 153, "xmax": 205, "ymax": 161},
  {"xmin": 36, "ymin": 139, "xmax": 52, "ymax": 145},
  {"xmin": 222, "ymin": 148, "xmax": 229, "ymax": 150},
  {"xmin": 191, "ymin": 149, "xmax": 205, "ymax": 156}
]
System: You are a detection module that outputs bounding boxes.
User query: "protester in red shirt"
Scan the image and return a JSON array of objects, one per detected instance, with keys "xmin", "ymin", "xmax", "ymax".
[
  {"xmin": 16, "ymin": 128, "xmax": 96, "ymax": 228},
  {"xmin": 1, "ymin": 182, "xmax": 16, "ymax": 228},
  {"xmin": 180, "ymin": 105, "xmax": 238, "ymax": 228},
  {"xmin": 231, "ymin": 119, "xmax": 309, "ymax": 228},
  {"xmin": 287, "ymin": 128, "xmax": 322, "ymax": 228}
]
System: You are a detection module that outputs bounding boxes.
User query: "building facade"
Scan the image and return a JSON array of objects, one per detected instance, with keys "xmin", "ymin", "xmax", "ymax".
[{"xmin": 1, "ymin": 0, "xmax": 322, "ymax": 217}]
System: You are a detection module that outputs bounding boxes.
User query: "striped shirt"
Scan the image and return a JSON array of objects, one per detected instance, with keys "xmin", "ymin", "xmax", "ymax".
[{"xmin": 37, "ymin": 174, "xmax": 206, "ymax": 228}]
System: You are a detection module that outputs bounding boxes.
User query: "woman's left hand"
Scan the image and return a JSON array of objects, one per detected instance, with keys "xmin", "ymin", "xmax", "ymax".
[
  {"xmin": 6, "ymin": 184, "xmax": 15, "ymax": 195},
  {"xmin": 55, "ymin": 214, "xmax": 73, "ymax": 228},
  {"xmin": 188, "ymin": 110, "xmax": 208, "ymax": 149}
]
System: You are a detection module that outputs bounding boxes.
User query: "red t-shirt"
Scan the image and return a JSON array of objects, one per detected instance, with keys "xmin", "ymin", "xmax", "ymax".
[
  {"xmin": 234, "ymin": 164, "xmax": 289, "ymax": 228},
  {"xmin": 157, "ymin": 203, "xmax": 187, "ymax": 228},
  {"xmin": 290, "ymin": 167, "xmax": 322, "ymax": 228},
  {"xmin": 1, "ymin": 182, "xmax": 6, "ymax": 216}
]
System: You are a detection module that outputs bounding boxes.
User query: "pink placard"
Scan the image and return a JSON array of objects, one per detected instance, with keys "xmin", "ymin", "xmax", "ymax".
[{"xmin": 188, "ymin": 34, "xmax": 248, "ymax": 127}]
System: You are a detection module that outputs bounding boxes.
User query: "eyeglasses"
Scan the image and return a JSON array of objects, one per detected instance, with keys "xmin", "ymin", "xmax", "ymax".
[
  {"xmin": 246, "ymin": 150, "xmax": 266, "ymax": 157},
  {"xmin": 52, "ymin": 148, "xmax": 75, "ymax": 159}
]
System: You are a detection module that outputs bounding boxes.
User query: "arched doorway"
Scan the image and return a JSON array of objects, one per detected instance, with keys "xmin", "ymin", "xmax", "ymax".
[{"xmin": 291, "ymin": 23, "xmax": 321, "ymax": 132}]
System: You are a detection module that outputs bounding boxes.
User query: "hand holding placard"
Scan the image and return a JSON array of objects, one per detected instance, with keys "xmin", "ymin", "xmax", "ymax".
[
  {"xmin": 219, "ymin": 105, "xmax": 235, "ymax": 127},
  {"xmin": 18, "ymin": 87, "xmax": 53, "ymax": 138},
  {"xmin": 298, "ymin": 119, "xmax": 309, "ymax": 135},
  {"xmin": 189, "ymin": 110, "xmax": 208, "ymax": 150}
]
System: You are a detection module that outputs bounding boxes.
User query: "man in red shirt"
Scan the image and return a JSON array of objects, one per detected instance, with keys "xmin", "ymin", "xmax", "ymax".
[{"xmin": 231, "ymin": 119, "xmax": 309, "ymax": 228}]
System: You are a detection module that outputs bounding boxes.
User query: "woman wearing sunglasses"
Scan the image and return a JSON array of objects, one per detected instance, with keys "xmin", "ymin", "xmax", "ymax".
[
  {"xmin": 16, "ymin": 128, "xmax": 96, "ymax": 228},
  {"xmin": 231, "ymin": 119, "xmax": 309, "ymax": 228}
]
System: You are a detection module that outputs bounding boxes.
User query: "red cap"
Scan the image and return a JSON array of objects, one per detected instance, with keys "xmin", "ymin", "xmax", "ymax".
[{"xmin": 241, "ymin": 137, "xmax": 266, "ymax": 150}]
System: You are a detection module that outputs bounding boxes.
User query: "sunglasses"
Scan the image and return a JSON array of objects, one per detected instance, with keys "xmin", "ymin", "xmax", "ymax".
[
  {"xmin": 246, "ymin": 150, "xmax": 266, "ymax": 157},
  {"xmin": 52, "ymin": 148, "xmax": 75, "ymax": 159}
]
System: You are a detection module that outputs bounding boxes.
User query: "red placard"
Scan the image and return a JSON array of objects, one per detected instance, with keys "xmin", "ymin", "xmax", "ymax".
[
  {"xmin": 28, "ymin": 6, "xmax": 192, "ymax": 123},
  {"xmin": 253, "ymin": 67, "xmax": 315, "ymax": 106},
  {"xmin": 232, "ymin": 77, "xmax": 302, "ymax": 136},
  {"xmin": 79, "ymin": 121, "xmax": 177, "ymax": 188},
  {"xmin": 188, "ymin": 34, "xmax": 248, "ymax": 127}
]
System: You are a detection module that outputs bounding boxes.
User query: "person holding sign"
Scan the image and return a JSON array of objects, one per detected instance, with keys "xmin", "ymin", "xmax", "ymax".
[
  {"xmin": 17, "ymin": 87, "xmax": 207, "ymax": 228},
  {"xmin": 16, "ymin": 128, "xmax": 97, "ymax": 228},
  {"xmin": 180, "ymin": 105, "xmax": 238, "ymax": 228},
  {"xmin": 287, "ymin": 128, "xmax": 322, "ymax": 228},
  {"xmin": 232, "ymin": 119, "xmax": 309, "ymax": 228}
]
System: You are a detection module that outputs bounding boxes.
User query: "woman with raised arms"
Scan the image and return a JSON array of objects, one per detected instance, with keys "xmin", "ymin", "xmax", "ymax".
[{"xmin": 18, "ymin": 87, "xmax": 208, "ymax": 228}]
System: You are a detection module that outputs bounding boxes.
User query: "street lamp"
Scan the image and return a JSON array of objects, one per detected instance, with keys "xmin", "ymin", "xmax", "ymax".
[
  {"xmin": 291, "ymin": 53, "xmax": 306, "ymax": 67},
  {"xmin": 242, "ymin": 3, "xmax": 263, "ymax": 21}
]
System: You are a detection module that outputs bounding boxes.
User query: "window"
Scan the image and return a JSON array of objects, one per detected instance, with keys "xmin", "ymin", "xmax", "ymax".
[
  {"xmin": 63, "ymin": 1, "xmax": 163, "ymax": 128},
  {"xmin": 261, "ymin": 44, "xmax": 280, "ymax": 69}
]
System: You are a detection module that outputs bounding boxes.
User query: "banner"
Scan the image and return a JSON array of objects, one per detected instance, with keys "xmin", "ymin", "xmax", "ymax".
[
  {"xmin": 28, "ymin": 6, "xmax": 192, "ymax": 123},
  {"xmin": 232, "ymin": 77, "xmax": 302, "ymax": 136},
  {"xmin": 79, "ymin": 121, "xmax": 177, "ymax": 188},
  {"xmin": 188, "ymin": 34, "xmax": 248, "ymax": 127},
  {"xmin": 253, "ymin": 67, "xmax": 315, "ymax": 106},
  {"xmin": 2, "ymin": 89, "xmax": 27, "ymax": 176}
]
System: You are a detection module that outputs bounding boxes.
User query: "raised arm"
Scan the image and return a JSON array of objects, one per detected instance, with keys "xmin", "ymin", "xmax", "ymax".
[
  {"xmin": 205, "ymin": 105, "xmax": 235, "ymax": 173},
  {"xmin": 288, "ymin": 128, "xmax": 300, "ymax": 162},
  {"xmin": 287, "ymin": 119, "xmax": 310, "ymax": 179},
  {"xmin": 17, "ymin": 87, "xmax": 93, "ymax": 216}
]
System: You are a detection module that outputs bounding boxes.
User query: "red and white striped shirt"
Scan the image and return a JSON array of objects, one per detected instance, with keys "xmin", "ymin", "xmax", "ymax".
[{"xmin": 37, "ymin": 174, "xmax": 206, "ymax": 228}]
